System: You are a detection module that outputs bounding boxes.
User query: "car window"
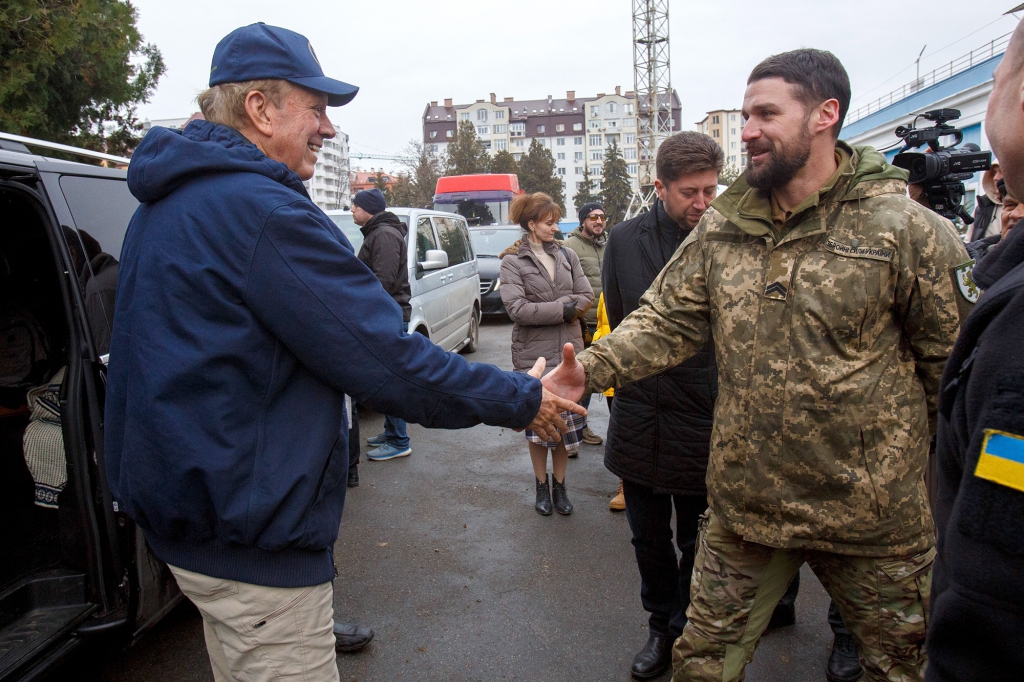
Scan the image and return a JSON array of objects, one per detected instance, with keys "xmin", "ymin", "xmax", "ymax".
[
  {"xmin": 416, "ymin": 217, "xmax": 437, "ymax": 262},
  {"xmin": 457, "ymin": 221, "xmax": 475, "ymax": 259},
  {"xmin": 469, "ymin": 227, "xmax": 521, "ymax": 256},
  {"xmin": 327, "ymin": 214, "xmax": 366, "ymax": 252},
  {"xmin": 58, "ymin": 175, "xmax": 138, "ymax": 258},
  {"xmin": 433, "ymin": 217, "xmax": 471, "ymax": 266}
]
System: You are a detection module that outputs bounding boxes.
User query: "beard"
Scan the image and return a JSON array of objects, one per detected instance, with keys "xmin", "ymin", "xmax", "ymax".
[{"xmin": 744, "ymin": 130, "xmax": 813, "ymax": 191}]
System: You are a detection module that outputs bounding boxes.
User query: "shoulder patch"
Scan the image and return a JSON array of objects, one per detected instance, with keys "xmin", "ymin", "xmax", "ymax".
[
  {"xmin": 824, "ymin": 237, "xmax": 894, "ymax": 261},
  {"xmin": 953, "ymin": 260, "xmax": 980, "ymax": 303},
  {"xmin": 975, "ymin": 430, "xmax": 1024, "ymax": 493}
]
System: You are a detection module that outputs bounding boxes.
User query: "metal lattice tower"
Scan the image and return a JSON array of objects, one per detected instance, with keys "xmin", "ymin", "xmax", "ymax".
[{"xmin": 626, "ymin": 0, "xmax": 672, "ymax": 219}]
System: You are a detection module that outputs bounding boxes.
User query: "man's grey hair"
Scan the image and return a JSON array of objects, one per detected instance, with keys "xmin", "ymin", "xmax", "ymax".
[{"xmin": 196, "ymin": 79, "xmax": 288, "ymax": 130}]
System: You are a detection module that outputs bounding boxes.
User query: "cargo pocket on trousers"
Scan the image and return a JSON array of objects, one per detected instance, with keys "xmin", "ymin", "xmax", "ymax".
[
  {"xmin": 876, "ymin": 547, "xmax": 934, "ymax": 664},
  {"xmin": 249, "ymin": 585, "xmax": 317, "ymax": 631}
]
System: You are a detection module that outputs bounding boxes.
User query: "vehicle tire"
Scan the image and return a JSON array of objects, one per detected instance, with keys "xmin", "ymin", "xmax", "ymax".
[{"xmin": 462, "ymin": 308, "xmax": 480, "ymax": 354}]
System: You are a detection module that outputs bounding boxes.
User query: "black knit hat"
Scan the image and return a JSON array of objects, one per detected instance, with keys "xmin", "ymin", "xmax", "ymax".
[{"xmin": 578, "ymin": 201, "xmax": 604, "ymax": 224}]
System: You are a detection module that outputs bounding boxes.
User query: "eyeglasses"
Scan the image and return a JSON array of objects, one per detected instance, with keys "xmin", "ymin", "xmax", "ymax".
[{"xmin": 586, "ymin": 214, "xmax": 606, "ymax": 222}]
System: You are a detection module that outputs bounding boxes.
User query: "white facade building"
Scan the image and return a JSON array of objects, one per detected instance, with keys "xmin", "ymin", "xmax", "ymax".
[{"xmin": 305, "ymin": 133, "xmax": 351, "ymax": 211}]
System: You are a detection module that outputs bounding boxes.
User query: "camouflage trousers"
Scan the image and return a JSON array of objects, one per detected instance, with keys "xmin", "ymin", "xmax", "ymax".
[{"xmin": 672, "ymin": 509, "xmax": 933, "ymax": 682}]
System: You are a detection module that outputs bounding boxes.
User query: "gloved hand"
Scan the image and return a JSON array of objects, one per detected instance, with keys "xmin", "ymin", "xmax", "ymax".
[{"xmin": 562, "ymin": 301, "xmax": 578, "ymax": 324}]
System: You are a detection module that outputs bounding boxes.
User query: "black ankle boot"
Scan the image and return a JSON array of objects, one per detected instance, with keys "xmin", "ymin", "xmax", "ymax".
[
  {"xmin": 552, "ymin": 476, "xmax": 573, "ymax": 515},
  {"xmin": 826, "ymin": 632, "xmax": 863, "ymax": 682},
  {"xmin": 535, "ymin": 475, "xmax": 552, "ymax": 515}
]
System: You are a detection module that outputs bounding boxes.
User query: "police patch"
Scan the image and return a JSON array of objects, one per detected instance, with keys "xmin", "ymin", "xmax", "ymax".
[
  {"xmin": 953, "ymin": 260, "xmax": 980, "ymax": 303},
  {"xmin": 975, "ymin": 430, "xmax": 1024, "ymax": 493}
]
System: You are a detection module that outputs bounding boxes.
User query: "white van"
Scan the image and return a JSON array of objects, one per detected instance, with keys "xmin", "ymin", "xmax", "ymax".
[{"xmin": 325, "ymin": 208, "xmax": 481, "ymax": 353}]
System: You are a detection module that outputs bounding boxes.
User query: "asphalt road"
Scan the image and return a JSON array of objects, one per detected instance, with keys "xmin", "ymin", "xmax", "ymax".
[{"xmin": 50, "ymin": 318, "xmax": 836, "ymax": 682}]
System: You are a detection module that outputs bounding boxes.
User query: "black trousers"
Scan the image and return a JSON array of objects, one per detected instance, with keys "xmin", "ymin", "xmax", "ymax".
[
  {"xmin": 622, "ymin": 479, "xmax": 708, "ymax": 637},
  {"xmin": 777, "ymin": 568, "xmax": 850, "ymax": 636}
]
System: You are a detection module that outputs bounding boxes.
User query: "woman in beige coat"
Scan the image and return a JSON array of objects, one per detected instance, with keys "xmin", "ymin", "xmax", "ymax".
[{"xmin": 499, "ymin": 193, "xmax": 593, "ymax": 515}]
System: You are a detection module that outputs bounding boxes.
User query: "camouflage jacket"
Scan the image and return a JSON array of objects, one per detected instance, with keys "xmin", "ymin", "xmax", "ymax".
[{"xmin": 578, "ymin": 143, "xmax": 973, "ymax": 556}]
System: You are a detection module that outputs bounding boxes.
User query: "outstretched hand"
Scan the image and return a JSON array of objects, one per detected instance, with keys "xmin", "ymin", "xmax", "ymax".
[
  {"xmin": 541, "ymin": 343, "xmax": 586, "ymax": 403},
  {"xmin": 522, "ymin": 351, "xmax": 588, "ymax": 442}
]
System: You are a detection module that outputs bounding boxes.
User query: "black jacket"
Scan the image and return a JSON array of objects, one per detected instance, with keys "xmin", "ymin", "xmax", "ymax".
[
  {"xmin": 358, "ymin": 211, "xmax": 412, "ymax": 321},
  {"xmin": 969, "ymin": 194, "xmax": 999, "ymax": 242},
  {"xmin": 601, "ymin": 201, "xmax": 717, "ymax": 495},
  {"xmin": 927, "ymin": 223, "xmax": 1024, "ymax": 681}
]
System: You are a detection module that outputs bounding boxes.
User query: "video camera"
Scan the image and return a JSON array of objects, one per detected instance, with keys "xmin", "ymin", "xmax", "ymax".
[{"xmin": 892, "ymin": 109, "xmax": 991, "ymax": 225}]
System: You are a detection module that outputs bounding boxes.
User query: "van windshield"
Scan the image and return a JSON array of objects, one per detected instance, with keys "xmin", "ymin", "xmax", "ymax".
[
  {"xmin": 468, "ymin": 227, "xmax": 521, "ymax": 257},
  {"xmin": 328, "ymin": 213, "xmax": 409, "ymax": 252}
]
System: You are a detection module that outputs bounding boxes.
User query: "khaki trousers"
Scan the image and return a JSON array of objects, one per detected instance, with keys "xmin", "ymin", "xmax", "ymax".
[
  {"xmin": 672, "ymin": 510, "xmax": 933, "ymax": 682},
  {"xmin": 168, "ymin": 565, "xmax": 339, "ymax": 682}
]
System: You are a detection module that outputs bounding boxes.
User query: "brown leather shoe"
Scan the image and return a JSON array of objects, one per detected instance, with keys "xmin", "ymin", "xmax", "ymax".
[
  {"xmin": 582, "ymin": 427, "xmax": 603, "ymax": 445},
  {"xmin": 609, "ymin": 479, "xmax": 626, "ymax": 511}
]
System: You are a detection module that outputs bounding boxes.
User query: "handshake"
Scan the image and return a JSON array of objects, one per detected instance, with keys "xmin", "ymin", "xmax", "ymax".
[{"xmin": 524, "ymin": 343, "xmax": 589, "ymax": 442}]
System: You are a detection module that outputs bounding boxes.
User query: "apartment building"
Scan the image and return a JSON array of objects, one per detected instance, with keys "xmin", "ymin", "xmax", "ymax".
[
  {"xmin": 422, "ymin": 88, "xmax": 682, "ymax": 215},
  {"xmin": 697, "ymin": 109, "xmax": 746, "ymax": 170}
]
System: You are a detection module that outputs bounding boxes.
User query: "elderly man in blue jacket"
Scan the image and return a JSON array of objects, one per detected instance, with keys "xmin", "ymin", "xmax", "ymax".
[{"xmin": 105, "ymin": 23, "xmax": 583, "ymax": 682}]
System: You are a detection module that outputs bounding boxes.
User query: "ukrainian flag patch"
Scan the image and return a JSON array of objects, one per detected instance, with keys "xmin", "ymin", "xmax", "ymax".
[{"xmin": 975, "ymin": 430, "xmax": 1024, "ymax": 493}]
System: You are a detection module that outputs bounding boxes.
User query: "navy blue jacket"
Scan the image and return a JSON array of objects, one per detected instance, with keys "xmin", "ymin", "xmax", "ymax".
[
  {"xmin": 106, "ymin": 121, "xmax": 542, "ymax": 587},
  {"xmin": 927, "ymin": 224, "xmax": 1024, "ymax": 681}
]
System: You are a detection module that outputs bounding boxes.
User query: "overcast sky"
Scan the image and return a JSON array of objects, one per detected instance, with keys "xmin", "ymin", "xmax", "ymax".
[{"xmin": 132, "ymin": 0, "xmax": 1020, "ymax": 173}]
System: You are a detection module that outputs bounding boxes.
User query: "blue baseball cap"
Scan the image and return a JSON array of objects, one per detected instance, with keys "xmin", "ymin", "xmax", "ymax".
[{"xmin": 210, "ymin": 23, "xmax": 359, "ymax": 106}]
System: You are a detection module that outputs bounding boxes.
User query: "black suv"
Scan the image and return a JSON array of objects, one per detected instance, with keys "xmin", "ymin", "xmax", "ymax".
[{"xmin": 0, "ymin": 136, "xmax": 180, "ymax": 680}]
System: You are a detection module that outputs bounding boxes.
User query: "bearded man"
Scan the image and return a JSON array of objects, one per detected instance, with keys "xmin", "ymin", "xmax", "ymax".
[{"xmin": 545, "ymin": 48, "xmax": 974, "ymax": 682}]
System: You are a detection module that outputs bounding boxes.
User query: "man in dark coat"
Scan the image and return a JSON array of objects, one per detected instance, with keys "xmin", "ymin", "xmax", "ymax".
[
  {"xmin": 352, "ymin": 188, "xmax": 414, "ymax": 461},
  {"xmin": 926, "ymin": 18, "xmax": 1024, "ymax": 681},
  {"xmin": 602, "ymin": 132, "xmax": 723, "ymax": 680}
]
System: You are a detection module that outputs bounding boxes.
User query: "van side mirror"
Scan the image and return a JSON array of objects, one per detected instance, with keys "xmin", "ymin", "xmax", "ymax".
[{"xmin": 419, "ymin": 249, "xmax": 449, "ymax": 271}]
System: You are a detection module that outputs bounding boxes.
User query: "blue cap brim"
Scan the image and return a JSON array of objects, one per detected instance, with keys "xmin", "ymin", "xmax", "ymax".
[{"xmin": 286, "ymin": 75, "xmax": 359, "ymax": 106}]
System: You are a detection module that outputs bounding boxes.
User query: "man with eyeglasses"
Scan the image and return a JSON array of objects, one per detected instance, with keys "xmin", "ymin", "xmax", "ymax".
[{"xmin": 564, "ymin": 202, "xmax": 608, "ymax": 449}]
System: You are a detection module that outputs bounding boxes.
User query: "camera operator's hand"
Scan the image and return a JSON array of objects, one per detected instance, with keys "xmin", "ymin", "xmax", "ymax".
[{"xmin": 908, "ymin": 183, "xmax": 931, "ymax": 209}]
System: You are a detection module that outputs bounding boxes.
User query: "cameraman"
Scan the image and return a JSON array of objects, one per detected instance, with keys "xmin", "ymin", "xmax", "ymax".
[{"xmin": 927, "ymin": 18, "xmax": 1024, "ymax": 681}]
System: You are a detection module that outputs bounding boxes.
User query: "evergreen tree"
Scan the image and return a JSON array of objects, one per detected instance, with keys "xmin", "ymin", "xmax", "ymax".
[
  {"xmin": 489, "ymin": 149, "xmax": 519, "ymax": 175},
  {"xmin": 0, "ymin": 0, "xmax": 165, "ymax": 157},
  {"xmin": 373, "ymin": 171, "xmax": 394, "ymax": 204},
  {"xmin": 518, "ymin": 139, "xmax": 565, "ymax": 212},
  {"xmin": 600, "ymin": 142, "xmax": 632, "ymax": 226},
  {"xmin": 573, "ymin": 167, "xmax": 599, "ymax": 212},
  {"xmin": 718, "ymin": 163, "xmax": 741, "ymax": 187},
  {"xmin": 389, "ymin": 173, "xmax": 418, "ymax": 208},
  {"xmin": 443, "ymin": 120, "xmax": 491, "ymax": 176}
]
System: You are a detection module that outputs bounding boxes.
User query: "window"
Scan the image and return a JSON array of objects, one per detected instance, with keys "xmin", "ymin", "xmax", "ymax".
[
  {"xmin": 590, "ymin": 105, "xmax": 599, "ymax": 117},
  {"xmin": 590, "ymin": 165, "xmax": 602, "ymax": 176},
  {"xmin": 573, "ymin": 123, "xmax": 582, "ymax": 131},
  {"xmin": 429, "ymin": 131, "xmax": 437, "ymax": 138},
  {"xmin": 713, "ymin": 129, "xmax": 719, "ymax": 138},
  {"xmin": 537, "ymin": 124, "xmax": 546, "ymax": 134},
  {"xmin": 627, "ymin": 164, "xmax": 637, "ymax": 174},
  {"xmin": 477, "ymin": 126, "xmax": 489, "ymax": 135},
  {"xmin": 477, "ymin": 109, "xmax": 488, "ymax": 121},
  {"xmin": 495, "ymin": 110, "xmax": 505, "ymax": 120},
  {"xmin": 446, "ymin": 130, "xmax": 453, "ymax": 138},
  {"xmin": 589, "ymin": 120, "xmax": 601, "ymax": 130},
  {"xmin": 557, "ymin": 167, "xmax": 566, "ymax": 176},
  {"xmin": 625, "ymin": 103, "xmax": 634, "ymax": 115},
  {"xmin": 416, "ymin": 217, "xmax": 438, "ymax": 262},
  {"xmin": 625, "ymin": 133, "xmax": 635, "ymax": 144},
  {"xmin": 574, "ymin": 167, "xmax": 584, "ymax": 175},
  {"xmin": 539, "ymin": 138, "xmax": 548, "ymax": 147},
  {"xmin": 730, "ymin": 155, "xmax": 737, "ymax": 163},
  {"xmin": 731, "ymin": 128, "xmax": 736, "ymax": 135},
  {"xmin": 493, "ymin": 124, "xmax": 507, "ymax": 133},
  {"xmin": 591, "ymin": 151, "xmax": 603, "ymax": 160},
  {"xmin": 624, "ymin": 147, "xmax": 637, "ymax": 159},
  {"xmin": 607, "ymin": 119, "xmax": 619, "ymax": 130},
  {"xmin": 515, "ymin": 139, "xmax": 524, "ymax": 148},
  {"xmin": 556, "ymin": 137, "xmax": 565, "ymax": 146},
  {"xmin": 607, "ymin": 102, "xmax": 617, "ymax": 114},
  {"xmin": 433, "ymin": 217, "xmax": 472, "ymax": 265},
  {"xmin": 555, "ymin": 124, "xmax": 565, "ymax": 132},
  {"xmin": 460, "ymin": 112, "xmax": 470, "ymax": 121},
  {"xmin": 494, "ymin": 139, "xmax": 508, "ymax": 150},
  {"xmin": 731, "ymin": 141, "xmax": 737, "ymax": 149},
  {"xmin": 712, "ymin": 115, "xmax": 720, "ymax": 124},
  {"xmin": 730, "ymin": 114, "xmax": 737, "ymax": 121},
  {"xmin": 510, "ymin": 122, "xmax": 525, "ymax": 132},
  {"xmin": 589, "ymin": 135, "xmax": 601, "ymax": 146},
  {"xmin": 557, "ymin": 152, "xmax": 565, "ymax": 160},
  {"xmin": 514, "ymin": 153, "xmax": 523, "ymax": 162},
  {"xmin": 574, "ymin": 136, "xmax": 583, "ymax": 145},
  {"xmin": 574, "ymin": 151, "xmax": 583, "ymax": 161},
  {"xmin": 428, "ymin": 144, "xmax": 438, "ymax": 152},
  {"xmin": 624, "ymin": 118, "xmax": 635, "ymax": 128}
]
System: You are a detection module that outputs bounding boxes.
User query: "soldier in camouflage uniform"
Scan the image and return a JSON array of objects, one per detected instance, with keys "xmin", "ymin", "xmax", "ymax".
[{"xmin": 561, "ymin": 49, "xmax": 975, "ymax": 682}]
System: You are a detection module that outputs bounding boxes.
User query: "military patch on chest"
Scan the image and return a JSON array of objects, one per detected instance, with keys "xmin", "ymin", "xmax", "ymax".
[
  {"xmin": 975, "ymin": 430, "xmax": 1024, "ymax": 493},
  {"xmin": 952, "ymin": 259, "xmax": 980, "ymax": 303},
  {"xmin": 764, "ymin": 282, "xmax": 788, "ymax": 299},
  {"xmin": 824, "ymin": 237, "xmax": 895, "ymax": 261}
]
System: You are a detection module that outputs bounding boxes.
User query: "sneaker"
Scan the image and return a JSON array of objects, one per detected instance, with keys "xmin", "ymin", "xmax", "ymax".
[
  {"xmin": 366, "ymin": 433, "xmax": 386, "ymax": 447},
  {"xmin": 609, "ymin": 479, "xmax": 625, "ymax": 511},
  {"xmin": 366, "ymin": 443, "xmax": 412, "ymax": 461},
  {"xmin": 582, "ymin": 427, "xmax": 603, "ymax": 445}
]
